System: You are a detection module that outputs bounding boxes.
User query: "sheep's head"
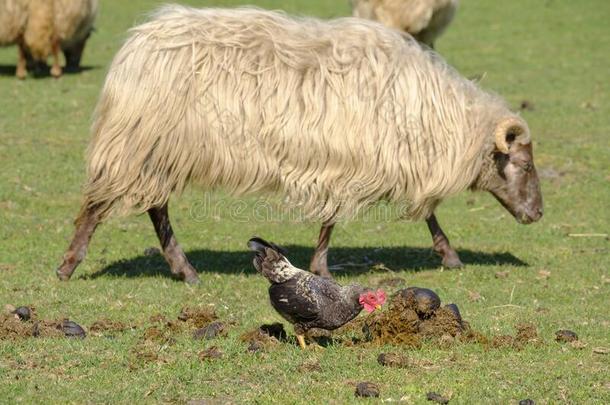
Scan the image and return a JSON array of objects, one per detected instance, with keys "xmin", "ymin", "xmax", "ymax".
[{"xmin": 473, "ymin": 116, "xmax": 543, "ymax": 224}]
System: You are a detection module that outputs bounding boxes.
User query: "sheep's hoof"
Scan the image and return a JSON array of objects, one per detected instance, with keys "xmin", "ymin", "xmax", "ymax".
[
  {"xmin": 56, "ymin": 268, "xmax": 72, "ymax": 281},
  {"xmin": 441, "ymin": 251, "xmax": 463, "ymax": 269},
  {"xmin": 50, "ymin": 66, "xmax": 62, "ymax": 78},
  {"xmin": 183, "ymin": 273, "xmax": 200, "ymax": 285},
  {"xmin": 16, "ymin": 69, "xmax": 26, "ymax": 80}
]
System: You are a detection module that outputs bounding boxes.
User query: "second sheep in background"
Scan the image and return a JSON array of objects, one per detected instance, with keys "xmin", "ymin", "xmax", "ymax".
[{"xmin": 350, "ymin": 0, "xmax": 458, "ymax": 48}]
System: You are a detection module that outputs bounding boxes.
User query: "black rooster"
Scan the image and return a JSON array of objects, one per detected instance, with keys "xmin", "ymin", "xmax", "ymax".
[{"xmin": 248, "ymin": 237, "xmax": 386, "ymax": 348}]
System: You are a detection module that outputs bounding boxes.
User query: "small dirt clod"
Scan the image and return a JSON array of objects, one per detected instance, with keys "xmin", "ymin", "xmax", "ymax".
[
  {"xmin": 495, "ymin": 271, "xmax": 509, "ymax": 279},
  {"xmin": 178, "ymin": 306, "xmax": 218, "ymax": 328},
  {"xmin": 396, "ymin": 287, "xmax": 441, "ymax": 318},
  {"xmin": 514, "ymin": 323, "xmax": 539, "ymax": 346},
  {"xmin": 377, "ymin": 352, "xmax": 409, "ymax": 368},
  {"xmin": 555, "ymin": 330, "xmax": 578, "ymax": 343},
  {"xmin": 198, "ymin": 346, "xmax": 223, "ymax": 361},
  {"xmin": 377, "ymin": 277, "xmax": 407, "ymax": 288},
  {"xmin": 297, "ymin": 358, "xmax": 322, "ymax": 372},
  {"xmin": 193, "ymin": 321, "xmax": 227, "ymax": 340},
  {"xmin": 62, "ymin": 320, "xmax": 86, "ymax": 338},
  {"xmin": 247, "ymin": 340, "xmax": 264, "ymax": 353},
  {"xmin": 90, "ymin": 318, "xmax": 131, "ymax": 334},
  {"xmin": 355, "ymin": 382, "xmax": 380, "ymax": 398},
  {"xmin": 143, "ymin": 247, "xmax": 161, "ymax": 256},
  {"xmin": 240, "ymin": 323, "xmax": 286, "ymax": 352},
  {"xmin": 519, "ymin": 100, "xmax": 535, "ymax": 111},
  {"xmin": 426, "ymin": 391, "xmax": 449, "ymax": 404},
  {"xmin": 259, "ymin": 323, "xmax": 287, "ymax": 341},
  {"xmin": 13, "ymin": 307, "xmax": 32, "ymax": 321},
  {"xmin": 519, "ymin": 399, "xmax": 535, "ymax": 405}
]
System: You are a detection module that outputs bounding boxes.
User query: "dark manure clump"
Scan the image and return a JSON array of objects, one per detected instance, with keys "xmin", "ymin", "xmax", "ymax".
[{"xmin": 240, "ymin": 323, "xmax": 287, "ymax": 352}]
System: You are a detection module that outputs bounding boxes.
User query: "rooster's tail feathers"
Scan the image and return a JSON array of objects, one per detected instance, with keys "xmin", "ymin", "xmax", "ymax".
[{"xmin": 247, "ymin": 237, "xmax": 288, "ymax": 257}]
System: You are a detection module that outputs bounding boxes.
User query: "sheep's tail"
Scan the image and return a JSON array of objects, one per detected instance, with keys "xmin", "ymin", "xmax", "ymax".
[{"xmin": 24, "ymin": 0, "xmax": 55, "ymax": 60}]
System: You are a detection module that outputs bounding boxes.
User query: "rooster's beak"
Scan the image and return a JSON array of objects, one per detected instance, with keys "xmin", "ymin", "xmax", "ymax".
[{"xmin": 375, "ymin": 304, "xmax": 382, "ymax": 310}]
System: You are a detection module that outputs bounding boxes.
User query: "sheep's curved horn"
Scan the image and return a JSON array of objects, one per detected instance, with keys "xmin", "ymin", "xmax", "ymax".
[{"xmin": 494, "ymin": 116, "xmax": 531, "ymax": 154}]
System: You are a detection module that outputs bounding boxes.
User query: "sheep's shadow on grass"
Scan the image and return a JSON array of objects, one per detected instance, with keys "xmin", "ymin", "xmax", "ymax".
[
  {"xmin": 0, "ymin": 64, "xmax": 97, "ymax": 77},
  {"xmin": 82, "ymin": 245, "xmax": 527, "ymax": 281}
]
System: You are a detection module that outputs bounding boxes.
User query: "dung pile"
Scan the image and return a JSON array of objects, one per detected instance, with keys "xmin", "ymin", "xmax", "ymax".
[
  {"xmin": 1, "ymin": 306, "xmax": 85, "ymax": 339},
  {"xmin": 490, "ymin": 323, "xmax": 541, "ymax": 349},
  {"xmin": 360, "ymin": 287, "xmax": 464, "ymax": 347},
  {"xmin": 240, "ymin": 323, "xmax": 288, "ymax": 352},
  {"xmin": 177, "ymin": 306, "xmax": 218, "ymax": 328},
  {"xmin": 139, "ymin": 306, "xmax": 222, "ymax": 345},
  {"xmin": 130, "ymin": 306, "xmax": 226, "ymax": 368}
]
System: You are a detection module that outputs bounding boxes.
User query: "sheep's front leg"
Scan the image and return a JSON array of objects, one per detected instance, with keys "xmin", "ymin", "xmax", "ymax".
[
  {"xmin": 148, "ymin": 204, "xmax": 199, "ymax": 284},
  {"xmin": 309, "ymin": 222, "xmax": 334, "ymax": 278},
  {"xmin": 16, "ymin": 44, "xmax": 27, "ymax": 79},
  {"xmin": 50, "ymin": 39, "xmax": 62, "ymax": 78},
  {"xmin": 426, "ymin": 213, "xmax": 463, "ymax": 268}
]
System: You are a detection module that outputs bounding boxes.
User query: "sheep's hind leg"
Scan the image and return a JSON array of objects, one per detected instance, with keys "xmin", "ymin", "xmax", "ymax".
[
  {"xmin": 50, "ymin": 39, "xmax": 62, "ymax": 78},
  {"xmin": 63, "ymin": 33, "xmax": 89, "ymax": 72},
  {"xmin": 148, "ymin": 204, "xmax": 199, "ymax": 284},
  {"xmin": 309, "ymin": 222, "xmax": 334, "ymax": 278},
  {"xmin": 56, "ymin": 205, "xmax": 101, "ymax": 281},
  {"xmin": 426, "ymin": 213, "xmax": 463, "ymax": 268},
  {"xmin": 16, "ymin": 43, "xmax": 27, "ymax": 79}
]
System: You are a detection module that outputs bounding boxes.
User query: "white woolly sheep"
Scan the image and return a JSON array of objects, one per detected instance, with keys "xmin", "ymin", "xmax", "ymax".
[
  {"xmin": 350, "ymin": 0, "xmax": 458, "ymax": 48},
  {"xmin": 56, "ymin": 6, "xmax": 542, "ymax": 284},
  {"xmin": 0, "ymin": 0, "xmax": 97, "ymax": 78}
]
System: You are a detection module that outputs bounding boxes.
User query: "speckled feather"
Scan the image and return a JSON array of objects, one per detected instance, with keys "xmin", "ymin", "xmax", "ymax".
[{"xmin": 248, "ymin": 237, "xmax": 367, "ymax": 333}]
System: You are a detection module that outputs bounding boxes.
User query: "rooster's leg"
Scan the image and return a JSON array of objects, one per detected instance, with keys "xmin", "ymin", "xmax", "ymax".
[
  {"xmin": 148, "ymin": 204, "xmax": 200, "ymax": 284},
  {"xmin": 310, "ymin": 222, "xmax": 334, "ymax": 278},
  {"xmin": 296, "ymin": 334, "xmax": 307, "ymax": 349},
  {"xmin": 426, "ymin": 213, "xmax": 463, "ymax": 268}
]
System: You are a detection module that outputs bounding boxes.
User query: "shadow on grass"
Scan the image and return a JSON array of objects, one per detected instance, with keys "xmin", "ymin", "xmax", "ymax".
[
  {"xmin": 81, "ymin": 245, "xmax": 527, "ymax": 281},
  {"xmin": 0, "ymin": 64, "xmax": 97, "ymax": 77}
]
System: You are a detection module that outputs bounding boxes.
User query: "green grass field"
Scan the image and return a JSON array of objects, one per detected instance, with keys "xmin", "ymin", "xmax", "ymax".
[{"xmin": 1, "ymin": 0, "xmax": 609, "ymax": 403}]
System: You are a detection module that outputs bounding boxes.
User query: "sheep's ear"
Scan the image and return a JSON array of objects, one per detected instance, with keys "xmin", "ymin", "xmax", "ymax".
[{"xmin": 494, "ymin": 117, "xmax": 531, "ymax": 154}]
